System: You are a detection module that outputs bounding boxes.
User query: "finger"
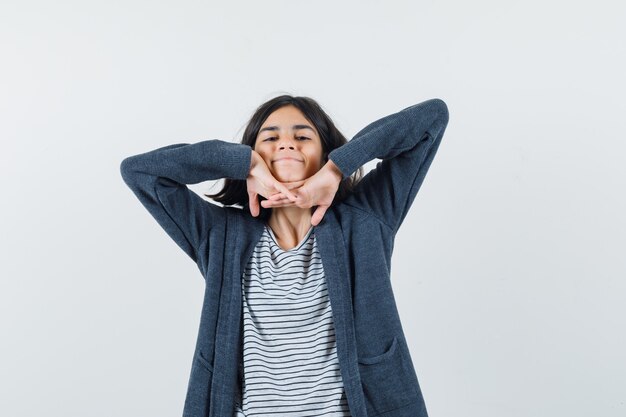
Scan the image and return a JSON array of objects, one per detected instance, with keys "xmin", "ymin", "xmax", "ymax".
[
  {"xmin": 269, "ymin": 192, "xmax": 286, "ymax": 201},
  {"xmin": 263, "ymin": 196, "xmax": 297, "ymax": 206},
  {"xmin": 267, "ymin": 196, "xmax": 292, "ymax": 205},
  {"xmin": 262, "ymin": 200, "xmax": 297, "ymax": 208},
  {"xmin": 264, "ymin": 193, "xmax": 298, "ymax": 206},
  {"xmin": 249, "ymin": 192, "xmax": 259, "ymax": 217},
  {"xmin": 275, "ymin": 183, "xmax": 299, "ymax": 202},
  {"xmin": 311, "ymin": 205, "xmax": 328, "ymax": 226}
]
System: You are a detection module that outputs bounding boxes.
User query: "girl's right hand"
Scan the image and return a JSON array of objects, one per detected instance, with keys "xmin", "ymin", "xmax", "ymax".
[{"xmin": 246, "ymin": 150, "xmax": 303, "ymax": 217}]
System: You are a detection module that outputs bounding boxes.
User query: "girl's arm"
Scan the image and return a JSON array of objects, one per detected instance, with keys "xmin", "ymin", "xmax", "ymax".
[
  {"xmin": 120, "ymin": 139, "xmax": 252, "ymax": 271},
  {"xmin": 328, "ymin": 98, "xmax": 449, "ymax": 235}
]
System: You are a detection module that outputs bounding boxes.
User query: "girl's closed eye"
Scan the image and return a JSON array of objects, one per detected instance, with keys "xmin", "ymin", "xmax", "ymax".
[{"xmin": 264, "ymin": 136, "xmax": 310, "ymax": 141}]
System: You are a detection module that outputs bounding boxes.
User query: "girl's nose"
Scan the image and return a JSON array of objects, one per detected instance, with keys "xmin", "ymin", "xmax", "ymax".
[{"xmin": 278, "ymin": 137, "xmax": 296, "ymax": 149}]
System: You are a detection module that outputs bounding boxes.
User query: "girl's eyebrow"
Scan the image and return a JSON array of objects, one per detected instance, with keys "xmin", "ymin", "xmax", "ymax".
[{"xmin": 259, "ymin": 124, "xmax": 315, "ymax": 133}]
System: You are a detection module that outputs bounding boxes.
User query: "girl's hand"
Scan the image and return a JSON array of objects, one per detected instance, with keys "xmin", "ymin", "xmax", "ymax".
[
  {"xmin": 261, "ymin": 159, "xmax": 343, "ymax": 226},
  {"xmin": 246, "ymin": 151, "xmax": 303, "ymax": 217}
]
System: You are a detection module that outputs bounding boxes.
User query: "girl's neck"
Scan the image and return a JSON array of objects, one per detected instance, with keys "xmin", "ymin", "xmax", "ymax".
[{"xmin": 266, "ymin": 207, "xmax": 314, "ymax": 249}]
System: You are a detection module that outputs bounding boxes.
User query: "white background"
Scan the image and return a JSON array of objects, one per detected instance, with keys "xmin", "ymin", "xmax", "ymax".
[{"xmin": 1, "ymin": 1, "xmax": 624, "ymax": 416}]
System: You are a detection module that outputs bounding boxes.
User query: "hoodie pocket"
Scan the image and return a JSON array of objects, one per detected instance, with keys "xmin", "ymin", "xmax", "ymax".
[
  {"xmin": 357, "ymin": 337, "xmax": 417, "ymax": 416},
  {"xmin": 197, "ymin": 349, "xmax": 214, "ymax": 372},
  {"xmin": 183, "ymin": 350, "xmax": 214, "ymax": 417}
]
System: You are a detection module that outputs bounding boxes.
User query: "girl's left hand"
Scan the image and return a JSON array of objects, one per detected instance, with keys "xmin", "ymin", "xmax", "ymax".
[{"xmin": 261, "ymin": 160, "xmax": 344, "ymax": 226}]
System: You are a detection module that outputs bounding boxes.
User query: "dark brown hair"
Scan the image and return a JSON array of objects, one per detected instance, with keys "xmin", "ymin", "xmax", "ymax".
[{"xmin": 205, "ymin": 94, "xmax": 363, "ymax": 222}]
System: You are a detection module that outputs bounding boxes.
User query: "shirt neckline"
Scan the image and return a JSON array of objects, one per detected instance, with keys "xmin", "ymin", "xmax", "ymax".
[{"xmin": 265, "ymin": 224, "xmax": 314, "ymax": 253}]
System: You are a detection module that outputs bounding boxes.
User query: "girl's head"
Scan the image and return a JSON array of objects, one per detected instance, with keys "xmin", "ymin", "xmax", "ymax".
[
  {"xmin": 253, "ymin": 104, "xmax": 325, "ymax": 184},
  {"xmin": 206, "ymin": 94, "xmax": 363, "ymax": 221}
]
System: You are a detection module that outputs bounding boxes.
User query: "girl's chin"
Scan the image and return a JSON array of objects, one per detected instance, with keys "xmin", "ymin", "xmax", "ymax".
[
  {"xmin": 275, "ymin": 175, "xmax": 304, "ymax": 183},
  {"xmin": 272, "ymin": 170, "xmax": 305, "ymax": 180}
]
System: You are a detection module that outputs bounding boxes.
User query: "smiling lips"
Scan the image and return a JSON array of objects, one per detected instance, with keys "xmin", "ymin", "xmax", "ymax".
[{"xmin": 274, "ymin": 157, "xmax": 303, "ymax": 162}]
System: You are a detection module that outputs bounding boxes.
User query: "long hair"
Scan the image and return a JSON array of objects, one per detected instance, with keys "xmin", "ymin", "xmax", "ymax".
[{"xmin": 205, "ymin": 94, "xmax": 363, "ymax": 222}]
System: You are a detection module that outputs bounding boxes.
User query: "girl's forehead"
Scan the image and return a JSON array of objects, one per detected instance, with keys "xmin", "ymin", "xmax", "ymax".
[
  {"xmin": 265, "ymin": 106, "xmax": 307, "ymax": 124},
  {"xmin": 260, "ymin": 110, "xmax": 318, "ymax": 135}
]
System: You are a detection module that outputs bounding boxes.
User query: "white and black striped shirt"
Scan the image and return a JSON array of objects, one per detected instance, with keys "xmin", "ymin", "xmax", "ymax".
[{"xmin": 234, "ymin": 224, "xmax": 351, "ymax": 417}]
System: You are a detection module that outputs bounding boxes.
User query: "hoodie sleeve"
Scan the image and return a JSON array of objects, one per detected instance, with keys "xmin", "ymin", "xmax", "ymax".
[
  {"xmin": 120, "ymin": 139, "xmax": 252, "ymax": 268},
  {"xmin": 327, "ymin": 98, "xmax": 449, "ymax": 235}
]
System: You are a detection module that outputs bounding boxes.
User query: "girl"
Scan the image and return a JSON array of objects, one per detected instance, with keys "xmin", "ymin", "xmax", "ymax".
[{"xmin": 120, "ymin": 95, "xmax": 449, "ymax": 417}]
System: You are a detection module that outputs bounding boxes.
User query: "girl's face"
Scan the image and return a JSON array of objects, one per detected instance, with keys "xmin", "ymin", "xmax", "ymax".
[{"xmin": 254, "ymin": 105, "xmax": 325, "ymax": 183}]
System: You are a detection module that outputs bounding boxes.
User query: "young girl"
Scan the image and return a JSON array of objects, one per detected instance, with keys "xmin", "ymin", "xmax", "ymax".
[{"xmin": 120, "ymin": 95, "xmax": 449, "ymax": 417}]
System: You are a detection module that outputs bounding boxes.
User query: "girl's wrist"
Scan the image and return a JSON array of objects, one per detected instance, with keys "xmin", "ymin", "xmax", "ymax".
[
  {"xmin": 250, "ymin": 150, "xmax": 261, "ymax": 171},
  {"xmin": 325, "ymin": 159, "xmax": 343, "ymax": 182}
]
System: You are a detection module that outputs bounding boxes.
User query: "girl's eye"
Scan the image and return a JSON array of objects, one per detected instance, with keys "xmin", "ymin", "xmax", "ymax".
[{"xmin": 263, "ymin": 136, "xmax": 310, "ymax": 141}]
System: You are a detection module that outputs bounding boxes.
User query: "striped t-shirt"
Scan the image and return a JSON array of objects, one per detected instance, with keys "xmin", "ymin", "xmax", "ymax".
[{"xmin": 233, "ymin": 223, "xmax": 351, "ymax": 417}]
